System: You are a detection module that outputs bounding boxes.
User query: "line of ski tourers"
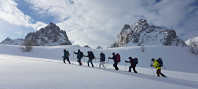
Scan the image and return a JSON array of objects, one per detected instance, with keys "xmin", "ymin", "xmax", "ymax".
[{"xmin": 62, "ymin": 49, "xmax": 167, "ymax": 77}]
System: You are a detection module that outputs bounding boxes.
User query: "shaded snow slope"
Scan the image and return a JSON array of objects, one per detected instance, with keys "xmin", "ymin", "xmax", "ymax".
[{"xmin": 0, "ymin": 55, "xmax": 197, "ymax": 89}]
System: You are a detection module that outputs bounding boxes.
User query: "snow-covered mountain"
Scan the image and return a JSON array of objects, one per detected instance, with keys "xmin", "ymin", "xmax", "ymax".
[
  {"xmin": 96, "ymin": 46, "xmax": 103, "ymax": 49},
  {"xmin": 25, "ymin": 22, "xmax": 72, "ymax": 46},
  {"xmin": 185, "ymin": 36, "xmax": 198, "ymax": 47},
  {"xmin": 111, "ymin": 19, "xmax": 187, "ymax": 47},
  {"xmin": 83, "ymin": 45, "xmax": 91, "ymax": 48},
  {"xmin": 0, "ymin": 37, "xmax": 24, "ymax": 45},
  {"xmin": 1, "ymin": 23, "xmax": 72, "ymax": 46}
]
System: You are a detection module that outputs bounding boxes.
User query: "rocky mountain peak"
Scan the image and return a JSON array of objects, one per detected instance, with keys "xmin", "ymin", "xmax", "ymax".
[
  {"xmin": 5, "ymin": 37, "xmax": 11, "ymax": 41},
  {"xmin": 1, "ymin": 22, "xmax": 71, "ymax": 46},
  {"xmin": 96, "ymin": 46, "xmax": 103, "ymax": 49},
  {"xmin": 83, "ymin": 45, "xmax": 91, "ymax": 48},
  {"xmin": 123, "ymin": 24, "xmax": 131, "ymax": 30},
  {"xmin": 25, "ymin": 23, "xmax": 72, "ymax": 46},
  {"xmin": 111, "ymin": 19, "xmax": 187, "ymax": 47},
  {"xmin": 50, "ymin": 22, "xmax": 55, "ymax": 25}
]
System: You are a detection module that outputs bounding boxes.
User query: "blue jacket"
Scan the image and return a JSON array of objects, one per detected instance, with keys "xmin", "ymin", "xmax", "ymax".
[
  {"xmin": 74, "ymin": 51, "xmax": 83, "ymax": 59},
  {"xmin": 63, "ymin": 51, "xmax": 70, "ymax": 58}
]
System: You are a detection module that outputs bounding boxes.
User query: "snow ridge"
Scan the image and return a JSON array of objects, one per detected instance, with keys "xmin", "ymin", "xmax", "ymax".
[{"xmin": 111, "ymin": 19, "xmax": 187, "ymax": 47}]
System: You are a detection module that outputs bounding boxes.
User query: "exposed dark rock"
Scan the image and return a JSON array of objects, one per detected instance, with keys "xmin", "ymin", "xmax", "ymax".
[{"xmin": 111, "ymin": 19, "xmax": 187, "ymax": 47}]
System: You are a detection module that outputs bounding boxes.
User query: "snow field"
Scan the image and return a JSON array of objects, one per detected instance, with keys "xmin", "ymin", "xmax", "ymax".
[
  {"xmin": 0, "ymin": 55, "xmax": 198, "ymax": 89},
  {"xmin": 0, "ymin": 45, "xmax": 198, "ymax": 89}
]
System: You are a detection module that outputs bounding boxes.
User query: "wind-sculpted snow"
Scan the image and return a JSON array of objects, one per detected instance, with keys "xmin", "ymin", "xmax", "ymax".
[{"xmin": 111, "ymin": 19, "xmax": 187, "ymax": 47}]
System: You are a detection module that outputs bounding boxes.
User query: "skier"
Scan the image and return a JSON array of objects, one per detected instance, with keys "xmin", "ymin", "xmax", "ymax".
[
  {"xmin": 108, "ymin": 53, "xmax": 119, "ymax": 70},
  {"xmin": 74, "ymin": 49, "xmax": 83, "ymax": 66},
  {"xmin": 84, "ymin": 51, "xmax": 95, "ymax": 67},
  {"xmin": 151, "ymin": 58, "xmax": 166, "ymax": 77},
  {"xmin": 125, "ymin": 57, "xmax": 137, "ymax": 73},
  {"xmin": 63, "ymin": 49, "xmax": 71, "ymax": 64},
  {"xmin": 99, "ymin": 52, "xmax": 105, "ymax": 68}
]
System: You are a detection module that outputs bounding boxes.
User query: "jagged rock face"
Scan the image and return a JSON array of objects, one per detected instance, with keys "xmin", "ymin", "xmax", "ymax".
[
  {"xmin": 96, "ymin": 46, "xmax": 103, "ymax": 49},
  {"xmin": 0, "ymin": 37, "xmax": 24, "ymax": 45},
  {"xmin": 25, "ymin": 22, "xmax": 72, "ymax": 46},
  {"xmin": 111, "ymin": 19, "xmax": 187, "ymax": 47}
]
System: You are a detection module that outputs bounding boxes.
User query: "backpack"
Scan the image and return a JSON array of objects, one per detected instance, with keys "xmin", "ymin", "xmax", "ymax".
[
  {"xmin": 157, "ymin": 58, "xmax": 163, "ymax": 67},
  {"xmin": 80, "ymin": 52, "xmax": 83, "ymax": 57},
  {"xmin": 90, "ymin": 51, "xmax": 95, "ymax": 59},
  {"xmin": 134, "ymin": 58, "xmax": 138, "ymax": 64},
  {"xmin": 66, "ymin": 51, "xmax": 70, "ymax": 56},
  {"xmin": 101, "ymin": 53, "xmax": 105, "ymax": 61},
  {"xmin": 116, "ymin": 53, "xmax": 121, "ymax": 62}
]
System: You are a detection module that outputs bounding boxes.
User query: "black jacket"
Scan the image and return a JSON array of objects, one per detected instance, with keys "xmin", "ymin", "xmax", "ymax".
[
  {"xmin": 85, "ymin": 52, "xmax": 95, "ymax": 60},
  {"xmin": 126, "ymin": 59, "xmax": 136, "ymax": 66},
  {"xmin": 109, "ymin": 55, "xmax": 117, "ymax": 62}
]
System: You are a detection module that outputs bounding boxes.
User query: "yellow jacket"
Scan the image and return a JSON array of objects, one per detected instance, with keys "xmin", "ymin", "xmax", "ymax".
[{"xmin": 152, "ymin": 60, "xmax": 161, "ymax": 70}]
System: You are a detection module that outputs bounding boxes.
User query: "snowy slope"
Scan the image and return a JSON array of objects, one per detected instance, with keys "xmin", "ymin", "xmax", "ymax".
[
  {"xmin": 0, "ymin": 55, "xmax": 198, "ymax": 89},
  {"xmin": 0, "ymin": 45, "xmax": 198, "ymax": 88},
  {"xmin": 186, "ymin": 36, "xmax": 198, "ymax": 47},
  {"xmin": 0, "ymin": 45, "xmax": 197, "ymax": 73}
]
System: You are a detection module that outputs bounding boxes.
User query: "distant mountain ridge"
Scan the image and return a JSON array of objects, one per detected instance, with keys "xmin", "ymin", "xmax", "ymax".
[
  {"xmin": 0, "ymin": 37, "xmax": 24, "ymax": 45},
  {"xmin": 111, "ymin": 19, "xmax": 187, "ymax": 47},
  {"xmin": 0, "ymin": 22, "xmax": 72, "ymax": 46}
]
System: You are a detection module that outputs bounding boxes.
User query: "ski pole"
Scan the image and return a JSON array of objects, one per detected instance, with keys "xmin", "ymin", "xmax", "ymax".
[
  {"xmin": 106, "ymin": 59, "xmax": 109, "ymax": 68},
  {"xmin": 125, "ymin": 61, "xmax": 126, "ymax": 71},
  {"xmin": 150, "ymin": 61, "xmax": 155, "ymax": 76},
  {"xmin": 151, "ymin": 67, "xmax": 155, "ymax": 76},
  {"xmin": 164, "ymin": 65, "xmax": 167, "ymax": 69},
  {"xmin": 84, "ymin": 57, "xmax": 85, "ymax": 66},
  {"xmin": 95, "ymin": 58, "xmax": 97, "ymax": 67},
  {"xmin": 73, "ymin": 52, "xmax": 74, "ymax": 64}
]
